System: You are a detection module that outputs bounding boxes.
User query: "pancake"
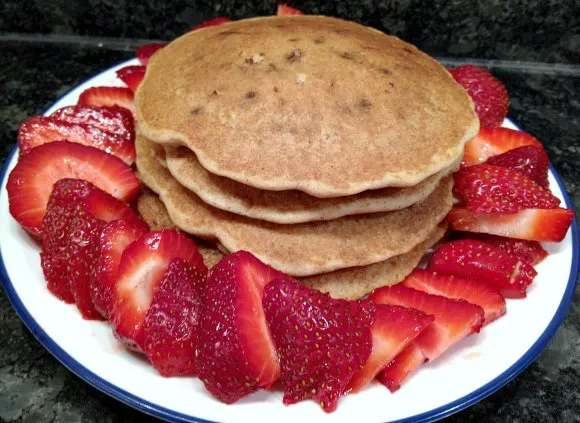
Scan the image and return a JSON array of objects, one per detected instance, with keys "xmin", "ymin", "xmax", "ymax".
[
  {"xmin": 137, "ymin": 15, "xmax": 478, "ymax": 198},
  {"xmin": 136, "ymin": 189, "xmax": 447, "ymax": 299},
  {"xmin": 136, "ymin": 134, "xmax": 453, "ymax": 276},
  {"xmin": 164, "ymin": 145, "xmax": 458, "ymax": 224}
]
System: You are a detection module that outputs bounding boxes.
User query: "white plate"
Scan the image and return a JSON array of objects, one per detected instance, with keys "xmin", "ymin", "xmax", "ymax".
[{"xmin": 0, "ymin": 60, "xmax": 578, "ymax": 423}]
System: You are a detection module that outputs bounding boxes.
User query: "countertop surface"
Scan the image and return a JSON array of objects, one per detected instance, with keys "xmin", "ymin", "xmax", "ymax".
[{"xmin": 0, "ymin": 41, "xmax": 579, "ymax": 422}]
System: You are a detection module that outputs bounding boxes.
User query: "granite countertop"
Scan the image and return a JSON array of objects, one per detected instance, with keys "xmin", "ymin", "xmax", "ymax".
[{"xmin": 0, "ymin": 41, "xmax": 579, "ymax": 422}]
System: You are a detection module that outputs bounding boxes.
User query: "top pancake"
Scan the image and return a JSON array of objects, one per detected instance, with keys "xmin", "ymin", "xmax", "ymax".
[{"xmin": 137, "ymin": 15, "xmax": 478, "ymax": 198}]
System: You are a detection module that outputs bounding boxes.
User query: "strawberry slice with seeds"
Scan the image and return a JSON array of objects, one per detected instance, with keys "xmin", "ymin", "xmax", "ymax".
[
  {"xmin": 454, "ymin": 164, "xmax": 560, "ymax": 213},
  {"xmin": 370, "ymin": 285, "xmax": 484, "ymax": 391},
  {"xmin": 277, "ymin": 4, "xmax": 305, "ymax": 15},
  {"xmin": 41, "ymin": 179, "xmax": 138, "ymax": 315},
  {"xmin": 17, "ymin": 116, "xmax": 135, "ymax": 164},
  {"xmin": 486, "ymin": 145, "xmax": 550, "ymax": 190},
  {"xmin": 452, "ymin": 232, "xmax": 548, "ymax": 266},
  {"xmin": 377, "ymin": 343, "xmax": 426, "ymax": 393},
  {"xmin": 347, "ymin": 304, "xmax": 433, "ymax": 393},
  {"xmin": 263, "ymin": 276, "xmax": 374, "ymax": 412},
  {"xmin": 90, "ymin": 218, "xmax": 149, "ymax": 319},
  {"xmin": 144, "ymin": 258, "xmax": 206, "ymax": 377},
  {"xmin": 116, "ymin": 65, "xmax": 146, "ymax": 92},
  {"xmin": 448, "ymin": 207, "xmax": 575, "ymax": 243},
  {"xmin": 78, "ymin": 86, "xmax": 136, "ymax": 120},
  {"xmin": 136, "ymin": 43, "xmax": 166, "ymax": 65},
  {"xmin": 428, "ymin": 239, "xmax": 537, "ymax": 298},
  {"xmin": 7, "ymin": 141, "xmax": 139, "ymax": 237},
  {"xmin": 51, "ymin": 105, "xmax": 135, "ymax": 145},
  {"xmin": 462, "ymin": 127, "xmax": 543, "ymax": 166},
  {"xmin": 191, "ymin": 17, "xmax": 232, "ymax": 31},
  {"xmin": 402, "ymin": 269, "xmax": 506, "ymax": 325},
  {"xmin": 110, "ymin": 229, "xmax": 206, "ymax": 352},
  {"xmin": 196, "ymin": 251, "xmax": 282, "ymax": 404}
]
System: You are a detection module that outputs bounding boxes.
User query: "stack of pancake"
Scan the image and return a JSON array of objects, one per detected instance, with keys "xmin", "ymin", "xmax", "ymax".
[{"xmin": 134, "ymin": 16, "xmax": 479, "ymax": 299}]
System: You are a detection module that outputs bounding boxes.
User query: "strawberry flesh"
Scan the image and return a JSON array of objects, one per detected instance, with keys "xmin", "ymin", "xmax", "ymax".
[
  {"xmin": 116, "ymin": 65, "xmax": 146, "ymax": 92},
  {"xmin": 41, "ymin": 179, "xmax": 137, "ymax": 316},
  {"xmin": 428, "ymin": 239, "xmax": 537, "ymax": 298},
  {"xmin": 402, "ymin": 269, "xmax": 506, "ymax": 325},
  {"xmin": 197, "ymin": 251, "xmax": 282, "ymax": 404},
  {"xmin": 144, "ymin": 259, "xmax": 206, "ymax": 377},
  {"xmin": 263, "ymin": 276, "xmax": 374, "ymax": 412},
  {"xmin": 277, "ymin": 4, "xmax": 305, "ymax": 15},
  {"xmin": 136, "ymin": 43, "xmax": 166, "ymax": 65},
  {"xmin": 454, "ymin": 164, "xmax": 560, "ymax": 213},
  {"xmin": 192, "ymin": 17, "xmax": 232, "ymax": 31},
  {"xmin": 90, "ymin": 218, "xmax": 149, "ymax": 319},
  {"xmin": 377, "ymin": 343, "xmax": 426, "ymax": 393},
  {"xmin": 347, "ymin": 304, "xmax": 433, "ymax": 393},
  {"xmin": 448, "ymin": 207, "xmax": 575, "ymax": 243},
  {"xmin": 486, "ymin": 145, "xmax": 550, "ymax": 190},
  {"xmin": 7, "ymin": 141, "xmax": 139, "ymax": 237},
  {"xmin": 50, "ymin": 105, "xmax": 135, "ymax": 145},
  {"xmin": 110, "ymin": 229, "xmax": 206, "ymax": 352},
  {"xmin": 78, "ymin": 86, "xmax": 136, "ymax": 120}
]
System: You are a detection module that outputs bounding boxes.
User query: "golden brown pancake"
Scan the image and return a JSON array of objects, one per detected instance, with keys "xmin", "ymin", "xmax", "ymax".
[
  {"xmin": 137, "ymin": 15, "xmax": 477, "ymax": 197},
  {"xmin": 136, "ymin": 134, "xmax": 453, "ymax": 276}
]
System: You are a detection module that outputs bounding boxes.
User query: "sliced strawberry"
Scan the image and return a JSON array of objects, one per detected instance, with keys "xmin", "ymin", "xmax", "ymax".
[
  {"xmin": 78, "ymin": 86, "xmax": 136, "ymax": 120},
  {"xmin": 136, "ymin": 43, "xmax": 166, "ymax": 65},
  {"xmin": 144, "ymin": 258, "xmax": 206, "ymax": 377},
  {"xmin": 347, "ymin": 305, "xmax": 433, "ymax": 394},
  {"xmin": 51, "ymin": 105, "xmax": 134, "ymax": 146},
  {"xmin": 448, "ymin": 207, "xmax": 575, "ymax": 243},
  {"xmin": 41, "ymin": 179, "xmax": 137, "ymax": 317},
  {"xmin": 463, "ymin": 127, "xmax": 543, "ymax": 166},
  {"xmin": 428, "ymin": 239, "xmax": 537, "ymax": 298},
  {"xmin": 197, "ymin": 251, "xmax": 282, "ymax": 404},
  {"xmin": 452, "ymin": 232, "xmax": 548, "ymax": 266},
  {"xmin": 402, "ymin": 269, "xmax": 506, "ymax": 325},
  {"xmin": 110, "ymin": 229, "xmax": 206, "ymax": 352},
  {"xmin": 448, "ymin": 65, "xmax": 509, "ymax": 129},
  {"xmin": 377, "ymin": 343, "xmax": 426, "ymax": 393},
  {"xmin": 116, "ymin": 65, "xmax": 146, "ymax": 92},
  {"xmin": 486, "ymin": 146, "xmax": 550, "ymax": 190},
  {"xmin": 454, "ymin": 164, "xmax": 560, "ymax": 213},
  {"xmin": 90, "ymin": 218, "xmax": 149, "ymax": 319},
  {"xmin": 264, "ymin": 276, "xmax": 374, "ymax": 412},
  {"xmin": 17, "ymin": 116, "xmax": 134, "ymax": 164},
  {"xmin": 370, "ymin": 285, "xmax": 484, "ymax": 391},
  {"xmin": 277, "ymin": 4, "xmax": 305, "ymax": 15},
  {"xmin": 7, "ymin": 141, "xmax": 139, "ymax": 237},
  {"xmin": 191, "ymin": 17, "xmax": 232, "ymax": 31}
]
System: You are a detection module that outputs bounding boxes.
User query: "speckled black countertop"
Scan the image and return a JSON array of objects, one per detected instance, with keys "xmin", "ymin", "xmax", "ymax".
[{"xmin": 0, "ymin": 37, "xmax": 579, "ymax": 423}]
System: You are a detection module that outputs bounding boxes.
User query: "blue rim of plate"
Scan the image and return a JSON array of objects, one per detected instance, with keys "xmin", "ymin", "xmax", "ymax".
[{"xmin": 0, "ymin": 60, "xmax": 578, "ymax": 423}]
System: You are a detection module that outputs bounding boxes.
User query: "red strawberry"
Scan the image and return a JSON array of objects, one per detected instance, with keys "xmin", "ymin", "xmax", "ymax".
[
  {"xmin": 448, "ymin": 207, "xmax": 575, "ymax": 243},
  {"xmin": 263, "ymin": 276, "xmax": 374, "ymax": 412},
  {"xmin": 136, "ymin": 43, "xmax": 166, "ymax": 65},
  {"xmin": 41, "ymin": 179, "xmax": 137, "ymax": 317},
  {"xmin": 7, "ymin": 141, "xmax": 139, "ymax": 237},
  {"xmin": 448, "ymin": 65, "xmax": 509, "ymax": 128},
  {"xmin": 191, "ymin": 17, "xmax": 232, "ymax": 31},
  {"xmin": 428, "ymin": 240, "xmax": 537, "ymax": 298},
  {"xmin": 116, "ymin": 65, "xmax": 146, "ymax": 92},
  {"xmin": 370, "ymin": 285, "xmax": 484, "ymax": 391},
  {"xmin": 463, "ymin": 127, "xmax": 543, "ymax": 166},
  {"xmin": 402, "ymin": 269, "xmax": 506, "ymax": 325},
  {"xmin": 51, "ymin": 105, "xmax": 135, "ymax": 145},
  {"xmin": 78, "ymin": 87, "xmax": 136, "ymax": 119},
  {"xmin": 452, "ymin": 232, "xmax": 548, "ymax": 266},
  {"xmin": 347, "ymin": 305, "xmax": 433, "ymax": 394},
  {"xmin": 17, "ymin": 116, "xmax": 135, "ymax": 164},
  {"xmin": 486, "ymin": 146, "xmax": 550, "ymax": 190},
  {"xmin": 143, "ymin": 258, "xmax": 206, "ymax": 377},
  {"xmin": 454, "ymin": 164, "xmax": 560, "ymax": 213},
  {"xmin": 196, "ymin": 251, "xmax": 282, "ymax": 404},
  {"xmin": 377, "ymin": 343, "xmax": 425, "ymax": 393},
  {"xmin": 110, "ymin": 229, "xmax": 206, "ymax": 352},
  {"xmin": 277, "ymin": 4, "xmax": 305, "ymax": 15},
  {"xmin": 90, "ymin": 218, "xmax": 149, "ymax": 319}
]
